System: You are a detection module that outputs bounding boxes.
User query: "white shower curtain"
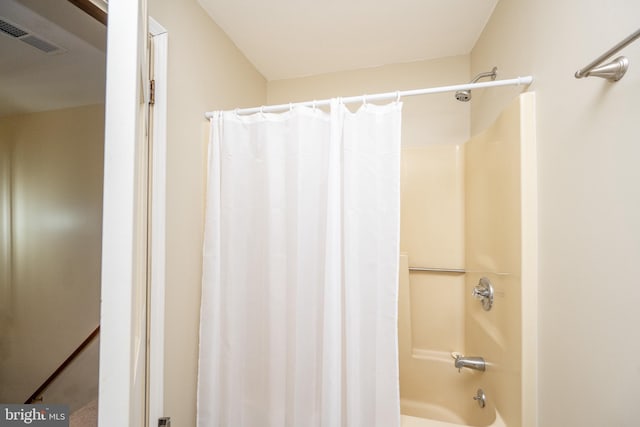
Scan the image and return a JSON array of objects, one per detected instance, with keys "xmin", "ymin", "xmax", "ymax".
[{"xmin": 198, "ymin": 99, "xmax": 402, "ymax": 427}]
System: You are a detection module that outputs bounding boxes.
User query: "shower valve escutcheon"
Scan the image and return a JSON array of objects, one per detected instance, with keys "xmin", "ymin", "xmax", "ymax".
[
  {"xmin": 472, "ymin": 277, "xmax": 494, "ymax": 311},
  {"xmin": 454, "ymin": 355, "xmax": 486, "ymax": 373}
]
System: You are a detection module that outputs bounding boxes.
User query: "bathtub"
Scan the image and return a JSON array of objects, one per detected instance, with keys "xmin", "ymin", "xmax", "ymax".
[
  {"xmin": 401, "ymin": 411, "xmax": 505, "ymax": 427},
  {"xmin": 398, "ymin": 350, "xmax": 504, "ymax": 427}
]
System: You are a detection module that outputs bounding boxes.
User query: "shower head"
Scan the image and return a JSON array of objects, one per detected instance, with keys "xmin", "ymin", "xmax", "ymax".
[
  {"xmin": 454, "ymin": 66, "xmax": 498, "ymax": 102},
  {"xmin": 455, "ymin": 90, "xmax": 471, "ymax": 102}
]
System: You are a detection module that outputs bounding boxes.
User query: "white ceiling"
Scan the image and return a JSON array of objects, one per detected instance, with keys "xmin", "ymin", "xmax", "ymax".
[
  {"xmin": 198, "ymin": 0, "xmax": 499, "ymax": 81},
  {"xmin": 0, "ymin": 0, "xmax": 106, "ymax": 117}
]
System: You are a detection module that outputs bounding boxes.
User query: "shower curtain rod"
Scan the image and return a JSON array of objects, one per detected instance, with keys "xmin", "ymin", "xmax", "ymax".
[{"xmin": 204, "ymin": 75, "xmax": 533, "ymax": 118}]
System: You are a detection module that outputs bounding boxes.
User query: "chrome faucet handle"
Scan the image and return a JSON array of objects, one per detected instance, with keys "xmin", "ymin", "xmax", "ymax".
[
  {"xmin": 473, "ymin": 389, "xmax": 486, "ymax": 408},
  {"xmin": 472, "ymin": 287, "xmax": 489, "ymax": 299}
]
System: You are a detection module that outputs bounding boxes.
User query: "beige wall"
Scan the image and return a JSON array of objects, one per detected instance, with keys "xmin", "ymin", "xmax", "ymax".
[
  {"xmin": 268, "ymin": 55, "xmax": 470, "ymax": 147},
  {"xmin": 0, "ymin": 104, "xmax": 104, "ymax": 403},
  {"xmin": 471, "ymin": 2, "xmax": 640, "ymax": 426},
  {"xmin": 147, "ymin": 1, "xmax": 267, "ymax": 425},
  {"xmin": 0, "ymin": 135, "xmax": 10, "ymax": 337}
]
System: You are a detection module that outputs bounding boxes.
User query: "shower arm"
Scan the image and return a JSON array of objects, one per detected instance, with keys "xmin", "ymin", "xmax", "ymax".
[{"xmin": 470, "ymin": 67, "xmax": 498, "ymax": 83}]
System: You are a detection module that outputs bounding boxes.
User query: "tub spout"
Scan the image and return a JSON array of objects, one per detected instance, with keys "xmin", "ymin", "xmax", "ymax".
[{"xmin": 454, "ymin": 355, "xmax": 486, "ymax": 372}]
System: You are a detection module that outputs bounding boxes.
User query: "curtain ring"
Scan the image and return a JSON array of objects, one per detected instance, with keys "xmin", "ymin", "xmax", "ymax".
[
  {"xmin": 363, "ymin": 94, "xmax": 368, "ymax": 106},
  {"xmin": 234, "ymin": 108, "xmax": 239, "ymax": 116},
  {"xmin": 260, "ymin": 106, "xmax": 265, "ymax": 116},
  {"xmin": 396, "ymin": 91, "xmax": 401, "ymax": 102},
  {"xmin": 312, "ymin": 100, "xmax": 317, "ymax": 111},
  {"xmin": 289, "ymin": 102, "xmax": 293, "ymax": 112}
]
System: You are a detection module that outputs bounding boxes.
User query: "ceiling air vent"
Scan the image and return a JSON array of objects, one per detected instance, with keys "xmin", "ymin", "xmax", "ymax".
[
  {"xmin": 0, "ymin": 18, "xmax": 28, "ymax": 38},
  {"xmin": 0, "ymin": 17, "xmax": 65, "ymax": 54}
]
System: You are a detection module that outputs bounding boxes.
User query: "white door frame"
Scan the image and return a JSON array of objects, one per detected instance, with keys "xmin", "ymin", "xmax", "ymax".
[
  {"xmin": 98, "ymin": 0, "xmax": 149, "ymax": 425},
  {"xmin": 148, "ymin": 16, "xmax": 168, "ymax": 427}
]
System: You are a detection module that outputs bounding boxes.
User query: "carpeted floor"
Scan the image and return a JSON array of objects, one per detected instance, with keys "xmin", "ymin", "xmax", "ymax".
[{"xmin": 69, "ymin": 398, "xmax": 98, "ymax": 427}]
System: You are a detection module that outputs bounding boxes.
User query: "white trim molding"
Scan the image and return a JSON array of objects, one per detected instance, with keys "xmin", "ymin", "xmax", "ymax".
[
  {"xmin": 98, "ymin": 0, "xmax": 147, "ymax": 425},
  {"xmin": 148, "ymin": 16, "xmax": 168, "ymax": 427}
]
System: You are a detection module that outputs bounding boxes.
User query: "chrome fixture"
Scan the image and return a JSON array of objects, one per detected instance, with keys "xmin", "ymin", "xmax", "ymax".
[
  {"xmin": 473, "ymin": 388, "xmax": 486, "ymax": 409},
  {"xmin": 455, "ymin": 67, "xmax": 497, "ymax": 102},
  {"xmin": 575, "ymin": 27, "xmax": 640, "ymax": 81},
  {"xmin": 580, "ymin": 56, "xmax": 629, "ymax": 81},
  {"xmin": 408, "ymin": 266, "xmax": 465, "ymax": 274},
  {"xmin": 472, "ymin": 277, "xmax": 494, "ymax": 311},
  {"xmin": 454, "ymin": 354, "xmax": 486, "ymax": 372}
]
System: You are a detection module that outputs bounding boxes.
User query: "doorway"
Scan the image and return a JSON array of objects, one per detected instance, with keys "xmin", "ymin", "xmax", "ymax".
[{"xmin": 0, "ymin": 0, "xmax": 107, "ymax": 417}]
